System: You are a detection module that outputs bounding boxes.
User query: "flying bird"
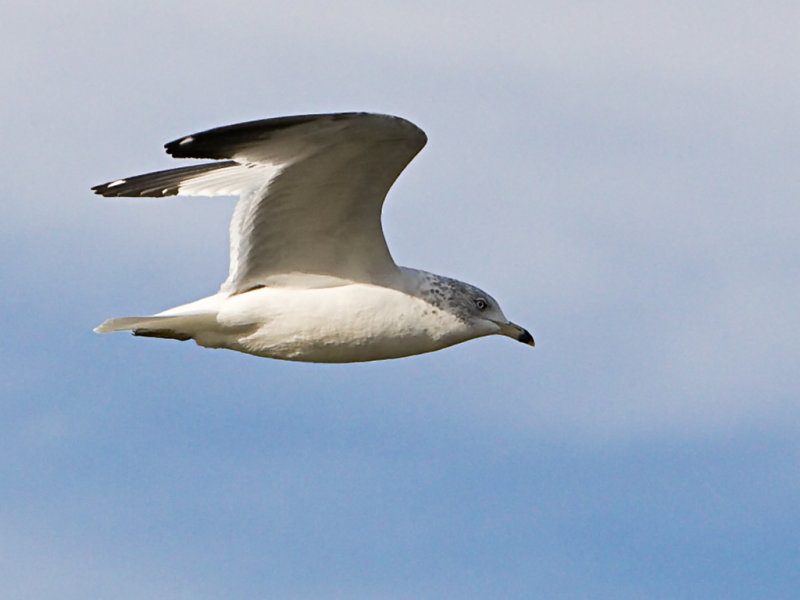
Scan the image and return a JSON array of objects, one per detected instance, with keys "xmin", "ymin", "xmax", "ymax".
[{"xmin": 93, "ymin": 113, "xmax": 533, "ymax": 362}]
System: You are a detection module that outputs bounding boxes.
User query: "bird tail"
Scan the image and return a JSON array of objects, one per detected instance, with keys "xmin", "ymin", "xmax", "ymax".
[{"xmin": 94, "ymin": 314, "xmax": 217, "ymax": 341}]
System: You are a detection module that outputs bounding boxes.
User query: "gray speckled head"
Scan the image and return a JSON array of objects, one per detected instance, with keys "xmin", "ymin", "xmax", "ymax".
[
  {"xmin": 418, "ymin": 272, "xmax": 505, "ymax": 324},
  {"xmin": 412, "ymin": 270, "xmax": 534, "ymax": 346}
]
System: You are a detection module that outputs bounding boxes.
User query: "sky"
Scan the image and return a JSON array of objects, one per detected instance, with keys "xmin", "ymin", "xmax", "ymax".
[{"xmin": 2, "ymin": 1, "xmax": 799, "ymax": 598}]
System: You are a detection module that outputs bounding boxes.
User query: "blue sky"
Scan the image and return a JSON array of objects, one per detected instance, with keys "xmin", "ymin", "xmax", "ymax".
[{"xmin": 2, "ymin": 1, "xmax": 799, "ymax": 598}]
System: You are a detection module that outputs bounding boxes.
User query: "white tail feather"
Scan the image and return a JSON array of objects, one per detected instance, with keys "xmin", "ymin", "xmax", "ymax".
[
  {"xmin": 94, "ymin": 316, "xmax": 165, "ymax": 333},
  {"xmin": 94, "ymin": 313, "xmax": 219, "ymax": 340}
]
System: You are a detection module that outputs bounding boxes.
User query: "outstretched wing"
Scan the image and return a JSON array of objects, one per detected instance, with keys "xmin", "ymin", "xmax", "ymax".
[{"xmin": 93, "ymin": 112, "xmax": 427, "ymax": 293}]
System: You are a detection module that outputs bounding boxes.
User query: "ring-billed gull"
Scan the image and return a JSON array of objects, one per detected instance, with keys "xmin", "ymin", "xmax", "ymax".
[{"xmin": 93, "ymin": 113, "xmax": 534, "ymax": 362}]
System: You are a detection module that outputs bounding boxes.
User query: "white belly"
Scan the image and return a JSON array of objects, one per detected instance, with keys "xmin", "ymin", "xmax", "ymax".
[{"xmin": 213, "ymin": 283, "xmax": 471, "ymax": 362}]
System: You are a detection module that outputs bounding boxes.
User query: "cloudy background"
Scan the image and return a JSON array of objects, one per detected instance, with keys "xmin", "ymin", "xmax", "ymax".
[{"xmin": 2, "ymin": 1, "xmax": 798, "ymax": 598}]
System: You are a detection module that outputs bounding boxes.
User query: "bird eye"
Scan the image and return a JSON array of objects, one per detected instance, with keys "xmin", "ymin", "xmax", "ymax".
[{"xmin": 475, "ymin": 297, "xmax": 488, "ymax": 311}]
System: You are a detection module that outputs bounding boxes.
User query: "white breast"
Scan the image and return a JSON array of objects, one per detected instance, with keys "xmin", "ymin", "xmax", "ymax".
[{"xmin": 215, "ymin": 283, "xmax": 471, "ymax": 362}]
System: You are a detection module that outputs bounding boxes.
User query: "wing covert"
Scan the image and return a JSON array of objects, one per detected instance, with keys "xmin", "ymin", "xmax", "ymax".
[{"xmin": 179, "ymin": 113, "xmax": 427, "ymax": 293}]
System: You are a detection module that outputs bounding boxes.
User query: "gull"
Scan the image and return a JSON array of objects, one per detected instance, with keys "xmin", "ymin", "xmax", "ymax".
[{"xmin": 93, "ymin": 112, "xmax": 534, "ymax": 362}]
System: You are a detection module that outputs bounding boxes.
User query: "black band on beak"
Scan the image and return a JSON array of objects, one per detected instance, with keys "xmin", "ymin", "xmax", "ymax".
[{"xmin": 517, "ymin": 329, "xmax": 535, "ymax": 346}]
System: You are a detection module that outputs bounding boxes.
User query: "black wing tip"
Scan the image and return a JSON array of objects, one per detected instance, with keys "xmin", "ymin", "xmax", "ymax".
[
  {"xmin": 90, "ymin": 183, "xmax": 108, "ymax": 196},
  {"xmin": 91, "ymin": 180, "xmax": 127, "ymax": 197},
  {"xmin": 164, "ymin": 114, "xmax": 328, "ymax": 159},
  {"xmin": 163, "ymin": 112, "xmax": 423, "ymax": 159},
  {"xmin": 91, "ymin": 161, "xmax": 237, "ymax": 198},
  {"xmin": 91, "ymin": 179, "xmax": 180, "ymax": 198}
]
